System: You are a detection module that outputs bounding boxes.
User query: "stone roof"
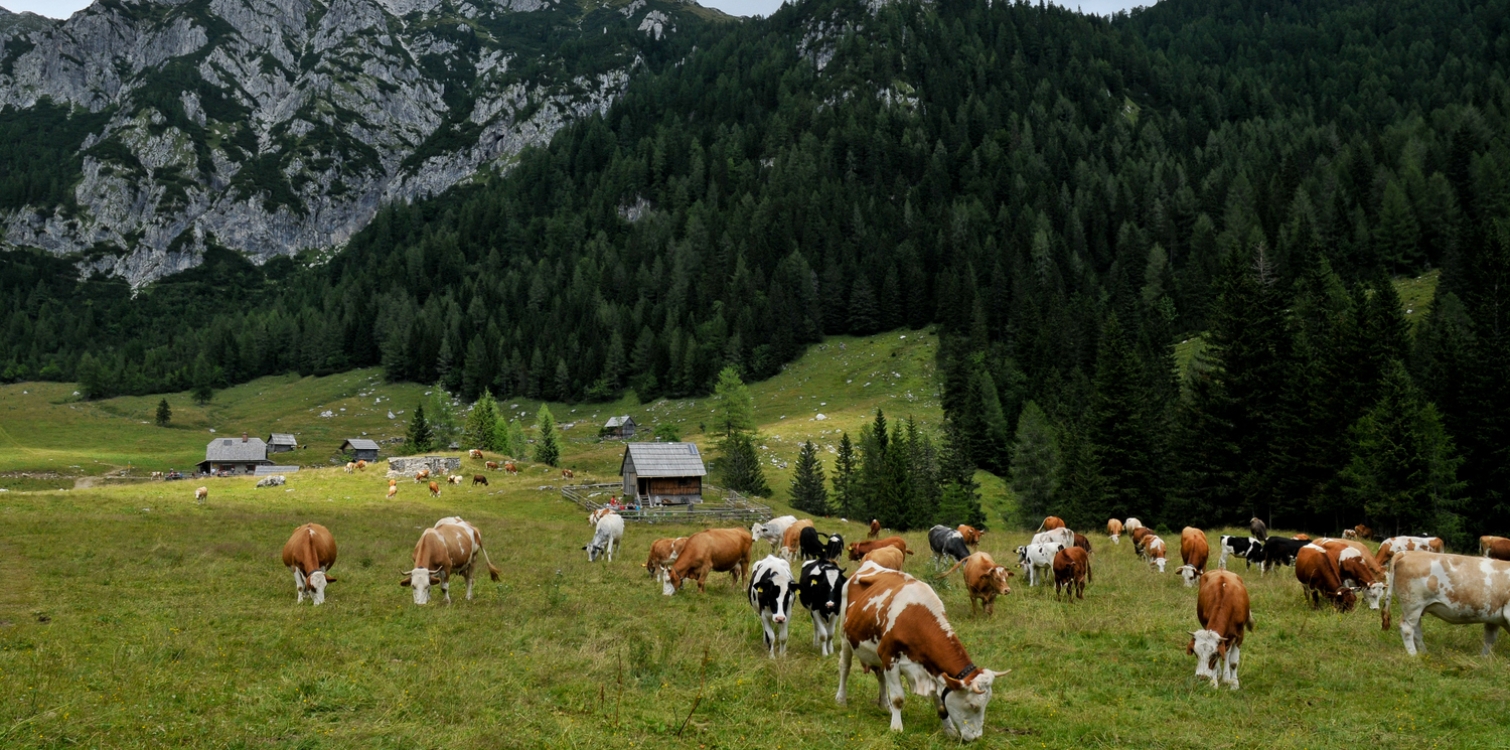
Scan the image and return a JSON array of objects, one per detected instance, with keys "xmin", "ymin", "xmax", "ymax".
[
  {"xmin": 621, "ymin": 442, "xmax": 706, "ymax": 478},
  {"xmin": 342, "ymin": 438, "xmax": 380, "ymax": 451},
  {"xmin": 204, "ymin": 437, "xmax": 270, "ymax": 462}
]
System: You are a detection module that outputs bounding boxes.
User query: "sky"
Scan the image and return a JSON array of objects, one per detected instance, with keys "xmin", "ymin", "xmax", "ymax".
[{"xmin": 2, "ymin": 0, "xmax": 1153, "ymax": 20}]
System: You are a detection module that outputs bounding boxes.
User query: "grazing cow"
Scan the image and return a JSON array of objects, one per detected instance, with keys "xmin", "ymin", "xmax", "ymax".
[
  {"xmin": 956, "ymin": 525, "xmax": 983, "ymax": 547},
  {"xmin": 1124, "ymin": 517, "xmax": 1144, "ymax": 533},
  {"xmin": 847, "ymin": 537, "xmax": 913, "ymax": 561},
  {"xmin": 151, "ymin": 471, "xmax": 163, "ymax": 479},
  {"xmin": 504, "ymin": 462, "xmax": 518, "ymax": 475},
  {"xmin": 1384, "ymin": 551, "xmax": 1510, "ymax": 655},
  {"xmin": 400, "ymin": 518, "xmax": 501, "ymax": 604},
  {"xmin": 281, "ymin": 523, "xmax": 338, "ymax": 605},
  {"xmin": 256, "ymin": 475, "xmax": 285, "ymax": 488},
  {"xmin": 588, "ymin": 507, "xmax": 616, "ymax": 525},
  {"xmin": 1342, "ymin": 529, "xmax": 1359, "ymax": 540},
  {"xmin": 928, "ymin": 525, "xmax": 972, "ymax": 563},
  {"xmin": 1480, "ymin": 536, "xmax": 1509, "ymax": 557},
  {"xmin": 356, "ymin": 460, "xmax": 367, "ymax": 471},
  {"xmin": 664, "ymin": 528, "xmax": 753, "ymax": 595},
  {"xmin": 1107, "ymin": 518, "xmax": 1124, "ymax": 544},
  {"xmin": 386, "ymin": 485, "xmax": 398, "ymax": 500},
  {"xmin": 1040, "ymin": 516, "xmax": 1066, "ymax": 531},
  {"xmin": 798, "ymin": 559, "xmax": 848, "ymax": 655},
  {"xmin": 781, "ymin": 519, "xmax": 816, "ymax": 560},
  {"xmin": 1053, "ymin": 546, "xmax": 1091, "ymax": 600},
  {"xmin": 472, "ymin": 474, "xmax": 488, "ymax": 486},
  {"xmin": 1176, "ymin": 527, "xmax": 1210, "ymax": 587},
  {"xmin": 1073, "ymin": 532, "xmax": 1093, "ymax": 553},
  {"xmin": 938, "ymin": 552, "xmax": 1013, "ymax": 615},
  {"xmin": 1354, "ymin": 524, "xmax": 1374, "ymax": 541},
  {"xmin": 1187, "ymin": 570, "xmax": 1253, "ymax": 690},
  {"xmin": 585, "ymin": 511, "xmax": 625, "ymax": 562},
  {"xmin": 389, "ymin": 478, "xmax": 397, "ymax": 487},
  {"xmin": 1293, "ymin": 534, "xmax": 1311, "ymax": 541},
  {"xmin": 747, "ymin": 556, "xmax": 796, "ymax": 657},
  {"xmin": 861, "ymin": 546, "xmax": 907, "ymax": 571},
  {"xmin": 867, "ymin": 519, "xmax": 881, "ymax": 539},
  {"xmin": 1131, "ymin": 526, "xmax": 1156, "ymax": 558},
  {"xmin": 798, "ymin": 527, "xmax": 843, "ymax": 561},
  {"xmin": 1145, "ymin": 536, "xmax": 1168, "ymax": 573},
  {"xmin": 195, "ymin": 486, "xmax": 208, "ymax": 504},
  {"xmin": 414, "ymin": 470, "xmax": 429, "ymax": 483},
  {"xmin": 1376, "ymin": 536, "xmax": 1445, "ymax": 568},
  {"xmin": 752, "ymin": 515, "xmax": 798, "ymax": 549},
  {"xmin": 1218, "ymin": 536, "xmax": 1263, "ymax": 570},
  {"xmin": 428, "ymin": 481, "xmax": 440, "ymax": 497},
  {"xmin": 1257, "ymin": 537, "xmax": 1309, "ymax": 573},
  {"xmin": 1487, "ymin": 538, "xmax": 1510, "ymax": 562},
  {"xmin": 485, "ymin": 461, "xmax": 499, "ymax": 471},
  {"xmin": 836, "ymin": 562, "xmax": 1005, "ymax": 741},
  {"xmin": 561, "ymin": 469, "xmax": 575, "ymax": 479},
  {"xmin": 344, "ymin": 462, "xmax": 355, "ymax": 474},
  {"xmin": 1031, "ymin": 527, "xmax": 1075, "ymax": 550},
  {"xmin": 469, "ymin": 449, "xmax": 483, "ymax": 459},
  {"xmin": 446, "ymin": 475, "xmax": 463, "ymax": 485},
  {"xmin": 1249, "ymin": 517, "xmax": 1268, "ymax": 542},
  {"xmin": 645, "ymin": 536, "xmax": 689, "ymax": 581},
  {"xmin": 1318, "ymin": 540, "xmax": 1385, "ymax": 609},
  {"xmin": 1015, "ymin": 543, "xmax": 1062, "ymax": 587},
  {"xmin": 1295, "ymin": 544, "xmax": 1358, "ymax": 612}
]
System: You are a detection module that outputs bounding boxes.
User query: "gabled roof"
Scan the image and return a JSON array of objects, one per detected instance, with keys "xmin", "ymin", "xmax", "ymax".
[
  {"xmin": 342, "ymin": 438, "xmax": 380, "ymax": 451},
  {"xmin": 205, "ymin": 437, "xmax": 270, "ymax": 462},
  {"xmin": 267, "ymin": 433, "xmax": 296, "ymax": 446},
  {"xmin": 621, "ymin": 442, "xmax": 706, "ymax": 477},
  {"xmin": 605, "ymin": 415, "xmax": 636, "ymax": 428}
]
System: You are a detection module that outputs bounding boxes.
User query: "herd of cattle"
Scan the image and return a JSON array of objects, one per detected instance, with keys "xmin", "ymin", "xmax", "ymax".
[{"xmin": 272, "ymin": 461, "xmax": 1510, "ymax": 741}]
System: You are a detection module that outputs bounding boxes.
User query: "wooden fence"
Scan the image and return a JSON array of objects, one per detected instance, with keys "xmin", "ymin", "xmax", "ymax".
[{"xmin": 560, "ymin": 483, "xmax": 773, "ymax": 525}]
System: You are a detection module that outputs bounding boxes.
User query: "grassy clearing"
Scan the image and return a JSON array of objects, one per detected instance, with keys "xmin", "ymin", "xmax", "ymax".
[{"xmin": 0, "ymin": 469, "xmax": 1504, "ymax": 749}]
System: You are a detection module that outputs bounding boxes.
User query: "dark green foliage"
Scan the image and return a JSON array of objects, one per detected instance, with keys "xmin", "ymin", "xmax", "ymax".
[
  {"xmin": 406, "ymin": 403, "xmax": 434, "ymax": 452},
  {"xmin": 831, "ymin": 432, "xmax": 859, "ymax": 519},
  {"xmin": 533, "ymin": 404, "xmax": 561, "ymax": 467},
  {"xmin": 789, "ymin": 440, "xmax": 828, "ymax": 516},
  {"xmin": 154, "ymin": 398, "xmax": 172, "ymax": 427},
  {"xmin": 719, "ymin": 432, "xmax": 769, "ymax": 497},
  {"xmin": 652, "ymin": 422, "xmax": 681, "ymax": 442},
  {"xmin": 463, "ymin": 389, "xmax": 500, "ymax": 451},
  {"xmin": 1009, "ymin": 401, "xmax": 1059, "ymax": 526}
]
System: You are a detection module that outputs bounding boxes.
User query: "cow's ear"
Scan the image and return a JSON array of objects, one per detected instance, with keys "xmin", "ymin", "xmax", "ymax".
[
  {"xmin": 941, "ymin": 674, "xmax": 968, "ymax": 692},
  {"xmin": 429, "ymin": 577, "xmax": 441, "ymax": 586},
  {"xmin": 399, "ymin": 577, "xmax": 412, "ymax": 587},
  {"xmin": 324, "ymin": 575, "xmax": 337, "ymax": 582},
  {"xmin": 1185, "ymin": 639, "xmax": 1195, "ymax": 655}
]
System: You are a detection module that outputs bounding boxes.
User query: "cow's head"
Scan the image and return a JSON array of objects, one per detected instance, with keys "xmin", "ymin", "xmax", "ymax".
[
  {"xmin": 1332, "ymin": 586, "xmax": 1359, "ymax": 613},
  {"xmin": 938, "ymin": 668, "xmax": 1006, "ymax": 742},
  {"xmin": 1362, "ymin": 581, "xmax": 1386, "ymax": 610},
  {"xmin": 990, "ymin": 566, "xmax": 1012, "ymax": 595},
  {"xmin": 307, "ymin": 571, "xmax": 331, "ymax": 606},
  {"xmin": 1151, "ymin": 556, "xmax": 1167, "ymax": 573},
  {"xmin": 825, "ymin": 534, "xmax": 844, "ymax": 560},
  {"xmin": 400, "ymin": 567, "xmax": 442, "ymax": 604},
  {"xmin": 1014, "ymin": 546, "xmax": 1028, "ymax": 566},
  {"xmin": 663, "ymin": 567, "xmax": 683, "ymax": 596},
  {"xmin": 751, "ymin": 522, "xmax": 767, "ymax": 539},
  {"xmin": 1176, "ymin": 565, "xmax": 1200, "ymax": 587},
  {"xmin": 847, "ymin": 543, "xmax": 864, "ymax": 561},
  {"xmin": 1187, "ymin": 629, "xmax": 1225, "ymax": 687}
]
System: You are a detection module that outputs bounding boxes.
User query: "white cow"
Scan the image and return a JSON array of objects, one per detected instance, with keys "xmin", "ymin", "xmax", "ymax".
[
  {"xmin": 752, "ymin": 515, "xmax": 797, "ymax": 549},
  {"xmin": 1124, "ymin": 518, "xmax": 1143, "ymax": 533},
  {"xmin": 1031, "ymin": 527, "xmax": 1075, "ymax": 549},
  {"xmin": 585, "ymin": 512, "xmax": 625, "ymax": 562},
  {"xmin": 1015, "ymin": 543, "xmax": 1063, "ymax": 587},
  {"xmin": 1386, "ymin": 551, "xmax": 1510, "ymax": 656},
  {"xmin": 747, "ymin": 556, "xmax": 795, "ymax": 657}
]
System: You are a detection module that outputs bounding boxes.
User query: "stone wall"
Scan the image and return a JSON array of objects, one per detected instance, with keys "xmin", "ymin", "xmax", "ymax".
[{"xmin": 386, "ymin": 456, "xmax": 461, "ymax": 478}]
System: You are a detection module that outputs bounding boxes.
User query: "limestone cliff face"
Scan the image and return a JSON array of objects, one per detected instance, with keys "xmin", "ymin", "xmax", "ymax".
[{"xmin": 0, "ymin": 0, "xmax": 714, "ymax": 286}]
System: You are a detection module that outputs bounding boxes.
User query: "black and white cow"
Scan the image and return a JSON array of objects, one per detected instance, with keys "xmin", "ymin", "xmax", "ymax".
[
  {"xmin": 799, "ymin": 527, "xmax": 845, "ymax": 561},
  {"xmin": 747, "ymin": 555, "xmax": 796, "ymax": 657},
  {"xmin": 1218, "ymin": 536, "xmax": 1264, "ymax": 570},
  {"xmin": 1256, "ymin": 537, "xmax": 1308, "ymax": 574},
  {"xmin": 928, "ymin": 525, "xmax": 972, "ymax": 563},
  {"xmin": 798, "ymin": 559, "xmax": 848, "ymax": 655}
]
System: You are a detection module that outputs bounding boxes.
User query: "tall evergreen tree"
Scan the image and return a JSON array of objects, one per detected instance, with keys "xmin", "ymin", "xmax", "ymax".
[
  {"xmin": 789, "ymin": 440, "xmax": 828, "ymax": 515},
  {"xmin": 712, "ymin": 366, "xmax": 756, "ymax": 437},
  {"xmin": 154, "ymin": 398, "xmax": 172, "ymax": 427},
  {"xmin": 832, "ymin": 431, "xmax": 860, "ymax": 519},
  {"xmin": 1010, "ymin": 401, "xmax": 1060, "ymax": 525},
  {"xmin": 720, "ymin": 432, "xmax": 770, "ymax": 497},
  {"xmin": 426, "ymin": 385, "xmax": 461, "ymax": 449},
  {"xmin": 406, "ymin": 403, "xmax": 434, "ymax": 452},
  {"xmin": 533, "ymin": 405, "xmax": 561, "ymax": 466},
  {"xmin": 1088, "ymin": 316, "xmax": 1163, "ymax": 522},
  {"xmin": 506, "ymin": 419, "xmax": 527, "ymax": 459},
  {"xmin": 463, "ymin": 388, "xmax": 499, "ymax": 451}
]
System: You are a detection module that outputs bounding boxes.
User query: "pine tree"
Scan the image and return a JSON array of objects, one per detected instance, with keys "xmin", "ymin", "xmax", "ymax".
[
  {"xmin": 154, "ymin": 398, "xmax": 172, "ymax": 427},
  {"xmin": 790, "ymin": 440, "xmax": 829, "ymax": 515},
  {"xmin": 507, "ymin": 419, "xmax": 527, "ymax": 459},
  {"xmin": 721, "ymin": 432, "xmax": 770, "ymax": 496},
  {"xmin": 1088, "ymin": 316, "xmax": 1160, "ymax": 522},
  {"xmin": 1010, "ymin": 401, "xmax": 1060, "ymax": 524},
  {"xmin": 712, "ymin": 366, "xmax": 756, "ymax": 437},
  {"xmin": 427, "ymin": 385, "xmax": 461, "ymax": 449},
  {"xmin": 533, "ymin": 404, "xmax": 561, "ymax": 466},
  {"xmin": 463, "ymin": 389, "xmax": 499, "ymax": 451},
  {"xmin": 406, "ymin": 403, "xmax": 434, "ymax": 452},
  {"xmin": 832, "ymin": 431, "xmax": 860, "ymax": 518},
  {"xmin": 653, "ymin": 422, "xmax": 682, "ymax": 442},
  {"xmin": 937, "ymin": 418, "xmax": 985, "ymax": 529},
  {"xmin": 848, "ymin": 275, "xmax": 881, "ymax": 334},
  {"xmin": 190, "ymin": 353, "xmax": 214, "ymax": 405},
  {"xmin": 492, "ymin": 416, "xmax": 511, "ymax": 454},
  {"xmin": 1056, "ymin": 421, "xmax": 1109, "ymax": 531}
]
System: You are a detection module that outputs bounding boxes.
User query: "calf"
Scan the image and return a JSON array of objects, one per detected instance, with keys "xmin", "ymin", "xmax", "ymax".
[
  {"xmin": 1032, "ymin": 527, "xmax": 1075, "ymax": 550},
  {"xmin": 938, "ymin": 552, "xmax": 1013, "ymax": 615},
  {"xmin": 747, "ymin": 556, "xmax": 796, "ymax": 657},
  {"xmin": 861, "ymin": 546, "xmax": 907, "ymax": 571},
  {"xmin": 281, "ymin": 523, "xmax": 338, "ymax": 605},
  {"xmin": 1187, "ymin": 570, "xmax": 1252, "ymax": 690},
  {"xmin": 781, "ymin": 519, "xmax": 816, "ymax": 561},
  {"xmin": 1040, "ymin": 516, "xmax": 1066, "ymax": 531},
  {"xmin": 1249, "ymin": 517, "xmax": 1268, "ymax": 542},
  {"xmin": 1107, "ymin": 518, "xmax": 1123, "ymax": 544},
  {"xmin": 1376, "ymin": 536, "xmax": 1445, "ymax": 568},
  {"xmin": 472, "ymin": 474, "xmax": 488, "ymax": 486},
  {"xmin": 1319, "ymin": 539, "xmax": 1385, "ymax": 609},
  {"xmin": 836, "ymin": 562, "xmax": 1005, "ymax": 741},
  {"xmin": 867, "ymin": 519, "xmax": 881, "ymax": 539},
  {"xmin": 1053, "ymin": 546, "xmax": 1090, "ymax": 600},
  {"xmin": 928, "ymin": 525, "xmax": 972, "ymax": 563},
  {"xmin": 798, "ymin": 559, "xmax": 847, "ymax": 655},
  {"xmin": 1295, "ymin": 543, "xmax": 1357, "ymax": 612},
  {"xmin": 1177, "ymin": 527, "xmax": 1210, "ymax": 587},
  {"xmin": 400, "ymin": 517, "xmax": 500, "ymax": 604},
  {"xmin": 956, "ymin": 525, "xmax": 983, "ymax": 547},
  {"xmin": 644, "ymin": 536, "xmax": 688, "ymax": 582},
  {"xmin": 1218, "ymin": 536, "xmax": 1263, "ymax": 570},
  {"xmin": 848, "ymin": 537, "xmax": 912, "ymax": 561},
  {"xmin": 428, "ymin": 481, "xmax": 441, "ymax": 497},
  {"xmin": 1385, "ymin": 551, "xmax": 1510, "ymax": 655},
  {"xmin": 1257, "ymin": 537, "xmax": 1308, "ymax": 574},
  {"xmin": 585, "ymin": 511, "xmax": 625, "ymax": 562},
  {"xmin": 345, "ymin": 462, "xmax": 355, "ymax": 474},
  {"xmin": 752, "ymin": 515, "xmax": 797, "ymax": 549},
  {"xmin": 1145, "ymin": 535, "xmax": 1168, "ymax": 573},
  {"xmin": 1015, "ymin": 542, "xmax": 1062, "ymax": 587},
  {"xmin": 664, "ymin": 528, "xmax": 753, "ymax": 595},
  {"xmin": 1342, "ymin": 529, "xmax": 1359, "ymax": 540}
]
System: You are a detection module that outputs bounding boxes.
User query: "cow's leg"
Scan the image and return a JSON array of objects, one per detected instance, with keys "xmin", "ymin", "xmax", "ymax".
[
  {"xmin": 1218, "ymin": 549, "xmax": 1228, "ymax": 570},
  {"xmin": 884, "ymin": 667, "xmax": 906, "ymax": 731},
  {"xmin": 1223, "ymin": 645, "xmax": 1241, "ymax": 690},
  {"xmin": 760, "ymin": 613, "xmax": 776, "ymax": 657},
  {"xmin": 464, "ymin": 569, "xmax": 476, "ymax": 601},
  {"xmin": 835, "ymin": 637, "xmax": 852, "ymax": 705},
  {"xmin": 811, "ymin": 610, "xmax": 822, "ymax": 648},
  {"xmin": 777, "ymin": 619, "xmax": 789, "ymax": 657},
  {"xmin": 440, "ymin": 570, "xmax": 452, "ymax": 604},
  {"xmin": 292, "ymin": 569, "xmax": 306, "ymax": 603},
  {"xmin": 1399, "ymin": 606, "xmax": 1426, "ymax": 655},
  {"xmin": 1482, "ymin": 623, "xmax": 1500, "ymax": 656}
]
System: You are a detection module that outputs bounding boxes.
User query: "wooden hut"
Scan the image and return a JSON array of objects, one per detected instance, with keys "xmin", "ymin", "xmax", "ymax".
[
  {"xmin": 197, "ymin": 434, "xmax": 272, "ymax": 475},
  {"xmin": 340, "ymin": 438, "xmax": 380, "ymax": 462},
  {"xmin": 266, "ymin": 433, "xmax": 297, "ymax": 453},
  {"xmin": 619, "ymin": 442, "xmax": 705, "ymax": 506},
  {"xmin": 602, "ymin": 415, "xmax": 637, "ymax": 439}
]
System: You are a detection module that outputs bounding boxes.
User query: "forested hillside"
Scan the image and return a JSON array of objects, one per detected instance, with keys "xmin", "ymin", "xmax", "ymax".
[{"xmin": 3, "ymin": 0, "xmax": 1509, "ymax": 536}]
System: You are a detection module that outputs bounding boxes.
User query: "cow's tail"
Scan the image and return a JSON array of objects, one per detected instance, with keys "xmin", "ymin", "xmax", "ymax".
[
  {"xmin": 479, "ymin": 544, "xmax": 502, "ymax": 581},
  {"xmin": 1381, "ymin": 555, "xmax": 1397, "ymax": 631},
  {"xmin": 935, "ymin": 557, "xmax": 969, "ymax": 580}
]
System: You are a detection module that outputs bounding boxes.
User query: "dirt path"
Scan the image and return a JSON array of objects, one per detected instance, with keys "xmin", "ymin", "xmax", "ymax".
[{"xmin": 73, "ymin": 476, "xmax": 99, "ymax": 490}]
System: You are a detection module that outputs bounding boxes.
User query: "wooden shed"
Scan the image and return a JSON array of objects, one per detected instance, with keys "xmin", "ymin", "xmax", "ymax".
[
  {"xmin": 340, "ymin": 438, "xmax": 380, "ymax": 462},
  {"xmin": 603, "ymin": 415, "xmax": 637, "ymax": 439},
  {"xmin": 620, "ymin": 442, "xmax": 706, "ymax": 506},
  {"xmin": 266, "ymin": 433, "xmax": 297, "ymax": 453},
  {"xmin": 197, "ymin": 434, "xmax": 272, "ymax": 475}
]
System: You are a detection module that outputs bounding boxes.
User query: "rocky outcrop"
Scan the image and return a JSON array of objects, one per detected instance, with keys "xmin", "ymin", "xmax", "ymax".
[{"xmin": 0, "ymin": 0, "xmax": 715, "ymax": 286}]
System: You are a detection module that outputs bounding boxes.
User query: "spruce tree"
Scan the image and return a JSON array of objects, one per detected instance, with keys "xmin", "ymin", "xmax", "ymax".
[
  {"xmin": 426, "ymin": 385, "xmax": 461, "ymax": 449},
  {"xmin": 492, "ymin": 416, "xmax": 512, "ymax": 455},
  {"xmin": 1057, "ymin": 422, "xmax": 1109, "ymax": 531},
  {"xmin": 1088, "ymin": 316, "xmax": 1160, "ymax": 522},
  {"xmin": 721, "ymin": 432, "xmax": 771, "ymax": 496},
  {"xmin": 406, "ymin": 403, "xmax": 434, "ymax": 452},
  {"xmin": 790, "ymin": 440, "xmax": 829, "ymax": 515},
  {"xmin": 507, "ymin": 419, "xmax": 527, "ymax": 459},
  {"xmin": 848, "ymin": 276, "xmax": 881, "ymax": 334},
  {"xmin": 937, "ymin": 418, "xmax": 986, "ymax": 529},
  {"xmin": 533, "ymin": 404, "xmax": 561, "ymax": 466},
  {"xmin": 463, "ymin": 389, "xmax": 499, "ymax": 451},
  {"xmin": 712, "ymin": 367, "xmax": 756, "ymax": 437},
  {"xmin": 154, "ymin": 398, "xmax": 172, "ymax": 427},
  {"xmin": 1010, "ymin": 401, "xmax": 1060, "ymax": 524},
  {"xmin": 832, "ymin": 432, "xmax": 860, "ymax": 518}
]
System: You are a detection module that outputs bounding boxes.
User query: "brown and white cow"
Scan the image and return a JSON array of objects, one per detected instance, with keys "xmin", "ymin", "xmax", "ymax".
[
  {"xmin": 1040, "ymin": 516, "xmax": 1066, "ymax": 531},
  {"xmin": 1354, "ymin": 524, "xmax": 1374, "ymax": 541},
  {"xmin": 195, "ymin": 486, "xmax": 208, "ymax": 504},
  {"xmin": 781, "ymin": 519, "xmax": 816, "ymax": 561},
  {"xmin": 1295, "ymin": 543, "xmax": 1357, "ymax": 612},
  {"xmin": 281, "ymin": 523, "xmax": 338, "ymax": 605},
  {"xmin": 1107, "ymin": 518, "xmax": 1124, "ymax": 544},
  {"xmin": 645, "ymin": 537, "xmax": 689, "ymax": 582},
  {"xmin": 504, "ymin": 461, "xmax": 518, "ymax": 475},
  {"xmin": 867, "ymin": 519, "xmax": 881, "ymax": 539},
  {"xmin": 1053, "ymin": 546, "xmax": 1091, "ymax": 600},
  {"xmin": 938, "ymin": 552, "xmax": 1013, "ymax": 615},
  {"xmin": 355, "ymin": 460, "xmax": 367, "ymax": 471},
  {"xmin": 836, "ymin": 561, "xmax": 1006, "ymax": 740},
  {"xmin": 956, "ymin": 525, "xmax": 983, "ymax": 548},
  {"xmin": 862, "ymin": 546, "xmax": 908, "ymax": 571},
  {"xmin": 561, "ymin": 469, "xmax": 575, "ymax": 479},
  {"xmin": 848, "ymin": 537, "xmax": 913, "ymax": 561},
  {"xmin": 386, "ymin": 484, "xmax": 398, "ymax": 500},
  {"xmin": 1318, "ymin": 539, "xmax": 1385, "ymax": 609},
  {"xmin": 588, "ymin": 507, "xmax": 616, "ymax": 526},
  {"xmin": 1487, "ymin": 538, "xmax": 1510, "ymax": 562},
  {"xmin": 485, "ymin": 461, "xmax": 499, "ymax": 471},
  {"xmin": 400, "ymin": 517, "xmax": 501, "ymax": 604},
  {"xmin": 1385, "ymin": 551, "xmax": 1510, "ymax": 656},
  {"xmin": 446, "ymin": 474, "xmax": 463, "ymax": 485},
  {"xmin": 1177, "ymin": 527, "xmax": 1210, "ymax": 587},
  {"xmin": 663, "ymin": 528, "xmax": 752, "ymax": 595},
  {"xmin": 414, "ymin": 469, "xmax": 430, "ymax": 483},
  {"xmin": 1145, "ymin": 535, "xmax": 1168, "ymax": 573},
  {"xmin": 1376, "ymin": 536, "xmax": 1445, "ymax": 568},
  {"xmin": 344, "ymin": 462, "xmax": 356, "ymax": 474},
  {"xmin": 1187, "ymin": 570, "xmax": 1252, "ymax": 689},
  {"xmin": 1131, "ymin": 526, "xmax": 1155, "ymax": 560},
  {"xmin": 1481, "ymin": 536, "xmax": 1509, "ymax": 558},
  {"xmin": 428, "ymin": 481, "xmax": 441, "ymax": 497},
  {"xmin": 469, "ymin": 449, "xmax": 484, "ymax": 459}
]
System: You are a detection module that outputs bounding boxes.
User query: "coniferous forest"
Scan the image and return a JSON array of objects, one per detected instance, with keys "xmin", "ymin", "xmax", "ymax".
[{"xmin": 3, "ymin": 0, "xmax": 1510, "ymax": 538}]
